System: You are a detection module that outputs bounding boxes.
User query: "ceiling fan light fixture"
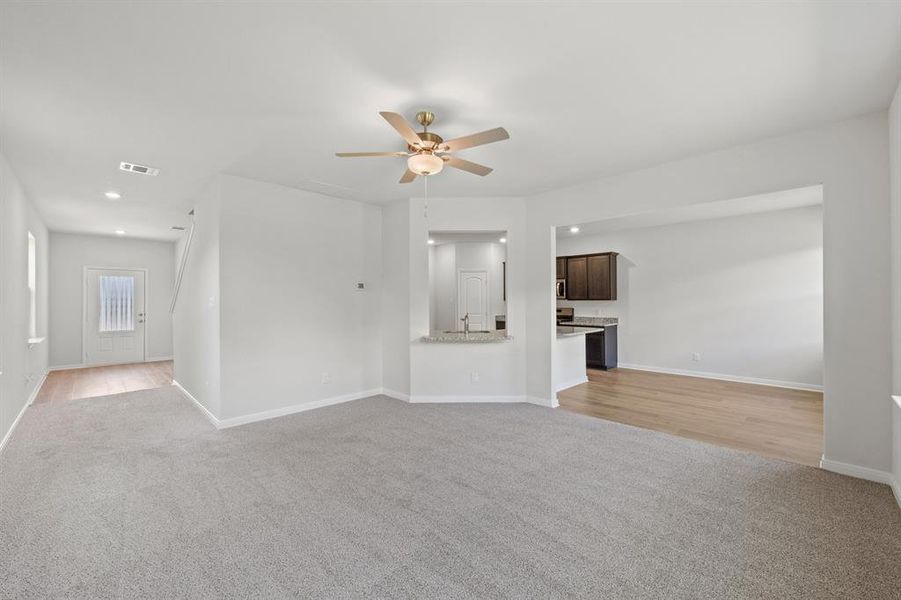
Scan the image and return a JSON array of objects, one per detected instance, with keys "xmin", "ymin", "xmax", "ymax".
[{"xmin": 407, "ymin": 153, "xmax": 444, "ymax": 176}]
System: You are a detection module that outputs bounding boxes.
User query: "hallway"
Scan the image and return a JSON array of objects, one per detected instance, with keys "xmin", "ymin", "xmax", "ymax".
[{"xmin": 34, "ymin": 361, "xmax": 173, "ymax": 404}]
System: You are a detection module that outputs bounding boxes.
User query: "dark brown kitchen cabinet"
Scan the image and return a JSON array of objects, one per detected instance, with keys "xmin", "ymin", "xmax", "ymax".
[
  {"xmin": 563, "ymin": 252, "xmax": 617, "ymax": 300},
  {"xmin": 556, "ymin": 257, "xmax": 566, "ymax": 279},
  {"xmin": 565, "ymin": 256, "xmax": 588, "ymax": 300},
  {"xmin": 587, "ymin": 253, "xmax": 615, "ymax": 300}
]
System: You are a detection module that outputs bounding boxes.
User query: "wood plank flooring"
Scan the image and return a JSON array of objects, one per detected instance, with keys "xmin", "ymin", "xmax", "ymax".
[
  {"xmin": 557, "ymin": 368, "xmax": 823, "ymax": 467},
  {"xmin": 34, "ymin": 361, "xmax": 173, "ymax": 404}
]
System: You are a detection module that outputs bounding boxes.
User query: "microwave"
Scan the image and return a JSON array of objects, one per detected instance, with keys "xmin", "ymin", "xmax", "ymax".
[{"xmin": 556, "ymin": 279, "xmax": 566, "ymax": 299}]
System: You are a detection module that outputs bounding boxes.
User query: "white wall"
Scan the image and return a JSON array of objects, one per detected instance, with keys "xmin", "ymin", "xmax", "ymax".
[
  {"xmin": 429, "ymin": 241, "xmax": 506, "ymax": 332},
  {"xmin": 526, "ymin": 112, "xmax": 892, "ymax": 477},
  {"xmin": 556, "ymin": 206, "xmax": 823, "ymax": 389},
  {"xmin": 48, "ymin": 233, "xmax": 175, "ymax": 367},
  {"xmin": 0, "ymin": 152, "xmax": 49, "ymax": 448},
  {"xmin": 889, "ymin": 81, "xmax": 901, "ymax": 497},
  {"xmin": 381, "ymin": 200, "xmax": 410, "ymax": 397},
  {"xmin": 405, "ymin": 197, "xmax": 530, "ymax": 402},
  {"xmin": 215, "ymin": 175, "xmax": 382, "ymax": 421},
  {"xmin": 172, "ymin": 178, "xmax": 222, "ymax": 417}
]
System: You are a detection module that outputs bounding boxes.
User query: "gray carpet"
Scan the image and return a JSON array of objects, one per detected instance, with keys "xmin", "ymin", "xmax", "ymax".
[{"xmin": 1, "ymin": 387, "xmax": 899, "ymax": 599}]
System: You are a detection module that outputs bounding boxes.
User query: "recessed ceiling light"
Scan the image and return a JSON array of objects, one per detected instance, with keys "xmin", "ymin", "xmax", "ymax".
[
  {"xmin": 104, "ymin": 191, "xmax": 121, "ymax": 200},
  {"xmin": 569, "ymin": 226, "xmax": 580, "ymax": 234},
  {"xmin": 427, "ymin": 239, "xmax": 435, "ymax": 245},
  {"xmin": 499, "ymin": 237, "xmax": 507, "ymax": 243},
  {"xmin": 114, "ymin": 229, "xmax": 127, "ymax": 235}
]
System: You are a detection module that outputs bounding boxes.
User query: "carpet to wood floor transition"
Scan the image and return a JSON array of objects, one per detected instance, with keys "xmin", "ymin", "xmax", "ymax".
[{"xmin": 0, "ymin": 386, "xmax": 899, "ymax": 599}]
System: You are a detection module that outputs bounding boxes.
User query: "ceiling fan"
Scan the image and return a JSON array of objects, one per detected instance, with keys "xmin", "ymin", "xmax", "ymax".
[{"xmin": 336, "ymin": 111, "xmax": 509, "ymax": 183}]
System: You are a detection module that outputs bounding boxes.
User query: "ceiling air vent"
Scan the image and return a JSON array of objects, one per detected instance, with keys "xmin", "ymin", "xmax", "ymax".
[{"xmin": 120, "ymin": 161, "xmax": 160, "ymax": 176}]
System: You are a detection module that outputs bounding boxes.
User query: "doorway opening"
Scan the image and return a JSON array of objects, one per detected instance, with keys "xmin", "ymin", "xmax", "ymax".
[
  {"xmin": 552, "ymin": 186, "xmax": 824, "ymax": 466},
  {"xmin": 33, "ymin": 266, "xmax": 172, "ymax": 404}
]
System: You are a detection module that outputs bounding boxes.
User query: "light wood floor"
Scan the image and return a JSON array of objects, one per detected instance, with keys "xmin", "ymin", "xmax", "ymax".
[
  {"xmin": 34, "ymin": 361, "xmax": 173, "ymax": 404},
  {"xmin": 557, "ymin": 368, "xmax": 823, "ymax": 467}
]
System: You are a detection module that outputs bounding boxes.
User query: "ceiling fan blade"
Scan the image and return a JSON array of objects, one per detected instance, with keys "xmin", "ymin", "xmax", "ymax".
[
  {"xmin": 441, "ymin": 127, "xmax": 509, "ymax": 152},
  {"xmin": 335, "ymin": 151, "xmax": 408, "ymax": 157},
  {"xmin": 444, "ymin": 156, "xmax": 493, "ymax": 176},
  {"xmin": 399, "ymin": 169, "xmax": 417, "ymax": 184},
  {"xmin": 379, "ymin": 111, "xmax": 423, "ymax": 147}
]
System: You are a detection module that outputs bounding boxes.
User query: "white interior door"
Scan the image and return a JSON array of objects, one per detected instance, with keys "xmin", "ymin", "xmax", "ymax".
[
  {"xmin": 458, "ymin": 270, "xmax": 489, "ymax": 331},
  {"xmin": 85, "ymin": 268, "xmax": 145, "ymax": 365}
]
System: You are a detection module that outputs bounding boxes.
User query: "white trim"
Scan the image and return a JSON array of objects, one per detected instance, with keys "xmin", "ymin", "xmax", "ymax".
[
  {"xmin": 528, "ymin": 395, "xmax": 559, "ymax": 408},
  {"xmin": 27, "ymin": 369, "xmax": 48, "ymax": 406},
  {"xmin": 384, "ymin": 389, "xmax": 557, "ymax": 407},
  {"xmin": 170, "ymin": 220, "xmax": 195, "ymax": 314},
  {"xmin": 819, "ymin": 455, "xmax": 894, "ymax": 485},
  {"xmin": 0, "ymin": 373, "xmax": 44, "ymax": 454},
  {"xmin": 617, "ymin": 363, "xmax": 823, "ymax": 392},
  {"xmin": 555, "ymin": 375, "xmax": 588, "ymax": 392},
  {"xmin": 172, "ymin": 380, "xmax": 220, "ymax": 428},
  {"xmin": 893, "ymin": 395, "xmax": 901, "ymax": 510},
  {"xmin": 381, "ymin": 388, "xmax": 411, "ymax": 402},
  {"xmin": 82, "ymin": 266, "xmax": 149, "ymax": 366},
  {"xmin": 408, "ymin": 394, "xmax": 526, "ymax": 404},
  {"xmin": 49, "ymin": 356, "xmax": 172, "ymax": 371},
  {"xmin": 173, "ymin": 381, "xmax": 382, "ymax": 429},
  {"xmin": 218, "ymin": 389, "xmax": 382, "ymax": 428}
]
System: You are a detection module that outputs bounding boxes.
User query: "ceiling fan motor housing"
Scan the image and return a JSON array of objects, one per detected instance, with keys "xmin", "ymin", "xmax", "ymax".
[{"xmin": 410, "ymin": 131, "xmax": 443, "ymax": 152}]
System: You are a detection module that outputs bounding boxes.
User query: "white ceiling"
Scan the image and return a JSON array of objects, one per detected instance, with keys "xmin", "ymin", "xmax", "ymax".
[
  {"xmin": 1, "ymin": 2, "xmax": 899, "ymax": 241},
  {"xmin": 557, "ymin": 185, "xmax": 823, "ymax": 238}
]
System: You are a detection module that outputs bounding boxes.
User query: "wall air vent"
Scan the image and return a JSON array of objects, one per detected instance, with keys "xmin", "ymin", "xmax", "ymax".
[
  {"xmin": 171, "ymin": 226, "xmax": 186, "ymax": 231},
  {"xmin": 119, "ymin": 161, "xmax": 160, "ymax": 176}
]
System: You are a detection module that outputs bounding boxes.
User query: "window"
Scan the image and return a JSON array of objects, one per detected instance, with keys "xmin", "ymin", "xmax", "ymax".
[
  {"xmin": 99, "ymin": 275, "xmax": 135, "ymax": 332},
  {"xmin": 27, "ymin": 232, "xmax": 36, "ymax": 339}
]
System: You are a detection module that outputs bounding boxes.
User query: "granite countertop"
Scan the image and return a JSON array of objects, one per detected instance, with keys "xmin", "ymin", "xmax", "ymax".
[
  {"xmin": 557, "ymin": 326, "xmax": 603, "ymax": 338},
  {"xmin": 560, "ymin": 317, "xmax": 619, "ymax": 327},
  {"xmin": 421, "ymin": 331, "xmax": 513, "ymax": 344}
]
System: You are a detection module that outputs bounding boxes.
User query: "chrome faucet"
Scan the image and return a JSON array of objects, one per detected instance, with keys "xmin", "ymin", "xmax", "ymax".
[{"xmin": 461, "ymin": 313, "xmax": 470, "ymax": 334}]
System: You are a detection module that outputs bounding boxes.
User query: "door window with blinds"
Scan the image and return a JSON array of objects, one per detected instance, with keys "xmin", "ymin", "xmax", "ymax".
[{"xmin": 98, "ymin": 275, "xmax": 135, "ymax": 332}]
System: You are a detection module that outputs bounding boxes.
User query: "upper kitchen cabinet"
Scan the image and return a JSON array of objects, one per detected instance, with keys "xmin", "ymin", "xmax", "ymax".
[
  {"xmin": 565, "ymin": 256, "xmax": 588, "ymax": 300},
  {"xmin": 563, "ymin": 252, "xmax": 617, "ymax": 300},
  {"xmin": 587, "ymin": 253, "xmax": 616, "ymax": 300},
  {"xmin": 556, "ymin": 257, "xmax": 566, "ymax": 279}
]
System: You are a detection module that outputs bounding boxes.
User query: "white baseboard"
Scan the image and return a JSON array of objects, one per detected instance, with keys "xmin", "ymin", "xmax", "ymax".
[
  {"xmin": 381, "ymin": 388, "xmax": 411, "ymax": 402},
  {"xmin": 528, "ymin": 395, "xmax": 559, "ymax": 408},
  {"xmin": 219, "ymin": 388, "xmax": 381, "ymax": 428},
  {"xmin": 0, "ymin": 369, "xmax": 47, "ymax": 456},
  {"xmin": 407, "ymin": 394, "xmax": 527, "ymax": 404},
  {"xmin": 892, "ymin": 477, "xmax": 901, "ymax": 511},
  {"xmin": 382, "ymin": 388, "xmax": 556, "ymax": 408},
  {"xmin": 618, "ymin": 363, "xmax": 823, "ymax": 392},
  {"xmin": 48, "ymin": 363, "xmax": 88, "ymax": 371},
  {"xmin": 0, "ymin": 400, "xmax": 29, "ymax": 455},
  {"xmin": 27, "ymin": 369, "xmax": 49, "ymax": 406},
  {"xmin": 555, "ymin": 376, "xmax": 588, "ymax": 393},
  {"xmin": 172, "ymin": 380, "xmax": 220, "ymax": 429},
  {"xmin": 50, "ymin": 356, "xmax": 174, "ymax": 371},
  {"xmin": 173, "ymin": 381, "xmax": 382, "ymax": 430},
  {"xmin": 819, "ymin": 455, "xmax": 894, "ymax": 485}
]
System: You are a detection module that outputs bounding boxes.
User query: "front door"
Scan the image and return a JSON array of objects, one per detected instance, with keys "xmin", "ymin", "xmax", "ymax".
[
  {"xmin": 85, "ymin": 268, "xmax": 146, "ymax": 365},
  {"xmin": 457, "ymin": 270, "xmax": 489, "ymax": 331}
]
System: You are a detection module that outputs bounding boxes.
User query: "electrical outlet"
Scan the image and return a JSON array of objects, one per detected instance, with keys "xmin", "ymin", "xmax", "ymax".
[
  {"xmin": 470, "ymin": 371, "xmax": 480, "ymax": 383},
  {"xmin": 692, "ymin": 352, "xmax": 701, "ymax": 362},
  {"xmin": 321, "ymin": 372, "xmax": 330, "ymax": 384}
]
